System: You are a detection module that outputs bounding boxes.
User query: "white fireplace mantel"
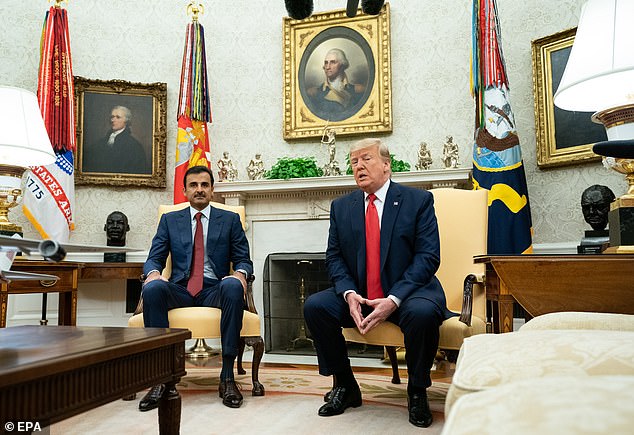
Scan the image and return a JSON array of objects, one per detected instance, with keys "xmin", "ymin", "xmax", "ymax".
[{"xmin": 214, "ymin": 168, "xmax": 472, "ymax": 207}]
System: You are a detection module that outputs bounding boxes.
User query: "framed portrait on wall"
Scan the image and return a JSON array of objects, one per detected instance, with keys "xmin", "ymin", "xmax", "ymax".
[
  {"xmin": 283, "ymin": 4, "xmax": 392, "ymax": 140},
  {"xmin": 73, "ymin": 77, "xmax": 167, "ymax": 187},
  {"xmin": 531, "ymin": 27, "xmax": 606, "ymax": 168}
]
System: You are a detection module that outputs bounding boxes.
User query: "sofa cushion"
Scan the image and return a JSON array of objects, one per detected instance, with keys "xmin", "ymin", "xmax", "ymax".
[
  {"xmin": 443, "ymin": 376, "xmax": 634, "ymax": 435},
  {"xmin": 519, "ymin": 312, "xmax": 634, "ymax": 332},
  {"xmin": 445, "ymin": 330, "xmax": 634, "ymax": 414}
]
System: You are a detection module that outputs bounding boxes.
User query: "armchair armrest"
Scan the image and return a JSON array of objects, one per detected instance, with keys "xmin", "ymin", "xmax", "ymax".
[
  {"xmin": 245, "ymin": 275, "xmax": 258, "ymax": 314},
  {"xmin": 133, "ymin": 277, "xmax": 144, "ymax": 315},
  {"xmin": 458, "ymin": 273, "xmax": 485, "ymax": 326}
]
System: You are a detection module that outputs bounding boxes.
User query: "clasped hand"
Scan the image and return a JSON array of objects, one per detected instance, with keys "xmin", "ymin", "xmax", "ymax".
[{"xmin": 347, "ymin": 292, "xmax": 397, "ymax": 335}]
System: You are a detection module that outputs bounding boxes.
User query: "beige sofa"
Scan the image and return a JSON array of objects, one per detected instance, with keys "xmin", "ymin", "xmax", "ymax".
[{"xmin": 442, "ymin": 312, "xmax": 634, "ymax": 434}]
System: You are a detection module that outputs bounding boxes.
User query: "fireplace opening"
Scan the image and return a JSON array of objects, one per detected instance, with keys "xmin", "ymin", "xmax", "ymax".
[{"xmin": 263, "ymin": 252, "xmax": 384, "ymax": 358}]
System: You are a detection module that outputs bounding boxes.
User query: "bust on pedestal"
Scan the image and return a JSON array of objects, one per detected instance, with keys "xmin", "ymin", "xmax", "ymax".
[
  {"xmin": 104, "ymin": 211, "xmax": 129, "ymax": 262},
  {"xmin": 578, "ymin": 185, "xmax": 615, "ymax": 254}
]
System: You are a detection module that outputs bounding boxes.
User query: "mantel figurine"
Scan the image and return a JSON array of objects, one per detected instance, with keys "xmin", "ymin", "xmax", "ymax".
[
  {"xmin": 321, "ymin": 127, "xmax": 341, "ymax": 176},
  {"xmin": 217, "ymin": 151, "xmax": 238, "ymax": 182},
  {"xmin": 415, "ymin": 142, "xmax": 433, "ymax": 170},
  {"xmin": 246, "ymin": 153, "xmax": 266, "ymax": 180},
  {"xmin": 442, "ymin": 135, "xmax": 460, "ymax": 169}
]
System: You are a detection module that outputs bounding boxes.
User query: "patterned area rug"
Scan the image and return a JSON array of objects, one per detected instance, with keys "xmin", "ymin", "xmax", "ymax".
[
  {"xmin": 51, "ymin": 365, "xmax": 449, "ymax": 434},
  {"xmin": 181, "ymin": 366, "xmax": 449, "ymax": 412}
]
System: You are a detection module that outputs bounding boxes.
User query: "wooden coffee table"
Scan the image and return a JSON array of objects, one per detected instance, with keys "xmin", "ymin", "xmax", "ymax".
[{"xmin": 0, "ymin": 325, "xmax": 191, "ymax": 434}]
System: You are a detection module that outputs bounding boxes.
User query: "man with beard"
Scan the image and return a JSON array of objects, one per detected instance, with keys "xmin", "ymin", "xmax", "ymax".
[{"xmin": 138, "ymin": 165, "xmax": 253, "ymax": 411}]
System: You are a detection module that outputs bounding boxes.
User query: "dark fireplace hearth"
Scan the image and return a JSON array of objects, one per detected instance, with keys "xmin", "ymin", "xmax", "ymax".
[{"xmin": 263, "ymin": 252, "xmax": 383, "ymax": 358}]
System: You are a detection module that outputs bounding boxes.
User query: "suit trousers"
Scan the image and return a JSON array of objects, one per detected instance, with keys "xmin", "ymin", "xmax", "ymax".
[
  {"xmin": 142, "ymin": 277, "xmax": 245, "ymax": 358},
  {"xmin": 304, "ymin": 287, "xmax": 444, "ymax": 388}
]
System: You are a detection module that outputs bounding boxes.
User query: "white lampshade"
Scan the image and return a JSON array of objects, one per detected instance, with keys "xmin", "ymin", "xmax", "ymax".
[
  {"xmin": 553, "ymin": 0, "xmax": 634, "ymax": 113},
  {"xmin": 0, "ymin": 85, "xmax": 56, "ymax": 167}
]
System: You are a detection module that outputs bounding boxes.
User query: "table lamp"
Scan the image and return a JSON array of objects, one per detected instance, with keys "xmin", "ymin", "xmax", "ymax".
[
  {"xmin": 0, "ymin": 86, "xmax": 56, "ymax": 236},
  {"xmin": 553, "ymin": 0, "xmax": 634, "ymax": 252}
]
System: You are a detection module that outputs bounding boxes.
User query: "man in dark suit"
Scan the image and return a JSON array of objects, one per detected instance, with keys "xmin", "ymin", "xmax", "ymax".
[
  {"xmin": 304, "ymin": 138, "xmax": 454, "ymax": 428},
  {"xmin": 139, "ymin": 165, "xmax": 253, "ymax": 411}
]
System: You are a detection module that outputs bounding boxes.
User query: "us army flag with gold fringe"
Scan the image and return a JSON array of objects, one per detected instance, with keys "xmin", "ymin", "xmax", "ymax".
[{"xmin": 23, "ymin": 5, "xmax": 75, "ymax": 241}]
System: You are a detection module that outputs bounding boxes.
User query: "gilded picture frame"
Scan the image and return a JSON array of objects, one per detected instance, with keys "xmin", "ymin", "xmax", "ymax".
[
  {"xmin": 283, "ymin": 4, "xmax": 392, "ymax": 140},
  {"xmin": 73, "ymin": 77, "xmax": 167, "ymax": 187},
  {"xmin": 531, "ymin": 27, "xmax": 605, "ymax": 168}
]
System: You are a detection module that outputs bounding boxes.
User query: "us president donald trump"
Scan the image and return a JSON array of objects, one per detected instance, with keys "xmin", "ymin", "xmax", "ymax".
[{"xmin": 304, "ymin": 138, "xmax": 453, "ymax": 428}]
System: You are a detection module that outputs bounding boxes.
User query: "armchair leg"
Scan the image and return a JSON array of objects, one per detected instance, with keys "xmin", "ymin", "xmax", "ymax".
[
  {"xmin": 445, "ymin": 349, "xmax": 459, "ymax": 363},
  {"xmin": 121, "ymin": 393, "xmax": 137, "ymax": 401},
  {"xmin": 385, "ymin": 346, "xmax": 401, "ymax": 384},
  {"xmin": 244, "ymin": 335, "xmax": 265, "ymax": 396},
  {"xmin": 237, "ymin": 338, "xmax": 246, "ymax": 375}
]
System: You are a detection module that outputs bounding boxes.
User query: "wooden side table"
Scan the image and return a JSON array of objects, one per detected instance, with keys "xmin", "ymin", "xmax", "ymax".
[
  {"xmin": 80, "ymin": 262, "xmax": 144, "ymax": 313},
  {"xmin": 1, "ymin": 260, "xmax": 83, "ymax": 328},
  {"xmin": 80, "ymin": 262, "xmax": 144, "ymax": 280},
  {"xmin": 476, "ymin": 254, "xmax": 634, "ymax": 333}
]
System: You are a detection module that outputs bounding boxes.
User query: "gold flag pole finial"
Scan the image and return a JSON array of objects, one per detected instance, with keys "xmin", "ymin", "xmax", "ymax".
[
  {"xmin": 50, "ymin": 0, "xmax": 68, "ymax": 8},
  {"xmin": 186, "ymin": 1, "xmax": 204, "ymax": 22}
]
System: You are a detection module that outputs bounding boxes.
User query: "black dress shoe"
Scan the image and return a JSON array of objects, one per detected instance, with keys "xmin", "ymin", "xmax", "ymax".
[
  {"xmin": 318, "ymin": 385, "xmax": 362, "ymax": 416},
  {"xmin": 139, "ymin": 384, "xmax": 164, "ymax": 412},
  {"xmin": 324, "ymin": 389, "xmax": 332, "ymax": 402},
  {"xmin": 324, "ymin": 375, "xmax": 336, "ymax": 401},
  {"xmin": 408, "ymin": 392, "xmax": 433, "ymax": 428},
  {"xmin": 219, "ymin": 380, "xmax": 243, "ymax": 408}
]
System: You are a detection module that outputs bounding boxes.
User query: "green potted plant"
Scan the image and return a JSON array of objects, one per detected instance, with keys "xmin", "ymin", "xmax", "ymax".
[{"xmin": 265, "ymin": 157, "xmax": 324, "ymax": 180}]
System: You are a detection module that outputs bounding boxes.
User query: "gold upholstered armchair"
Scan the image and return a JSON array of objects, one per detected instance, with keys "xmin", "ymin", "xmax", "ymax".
[
  {"xmin": 128, "ymin": 202, "xmax": 264, "ymax": 396},
  {"xmin": 342, "ymin": 188, "xmax": 489, "ymax": 383}
]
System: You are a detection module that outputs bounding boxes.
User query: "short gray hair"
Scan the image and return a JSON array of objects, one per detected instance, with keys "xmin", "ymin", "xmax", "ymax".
[
  {"xmin": 325, "ymin": 48, "xmax": 350, "ymax": 71},
  {"xmin": 112, "ymin": 106, "xmax": 132, "ymax": 125},
  {"xmin": 349, "ymin": 138, "xmax": 391, "ymax": 162}
]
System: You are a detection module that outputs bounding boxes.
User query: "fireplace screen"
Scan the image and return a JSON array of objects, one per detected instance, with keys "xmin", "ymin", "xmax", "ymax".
[{"xmin": 263, "ymin": 252, "xmax": 383, "ymax": 358}]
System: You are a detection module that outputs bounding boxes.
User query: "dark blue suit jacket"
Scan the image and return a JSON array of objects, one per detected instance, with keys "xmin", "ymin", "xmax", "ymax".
[
  {"xmin": 144, "ymin": 205, "xmax": 253, "ymax": 286},
  {"xmin": 326, "ymin": 181, "xmax": 451, "ymax": 316}
]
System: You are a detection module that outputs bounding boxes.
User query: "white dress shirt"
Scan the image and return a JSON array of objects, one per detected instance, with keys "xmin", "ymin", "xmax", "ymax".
[{"xmin": 107, "ymin": 128, "xmax": 124, "ymax": 146}]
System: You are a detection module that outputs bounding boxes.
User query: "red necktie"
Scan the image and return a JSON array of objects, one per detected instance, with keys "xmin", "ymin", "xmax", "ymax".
[
  {"xmin": 365, "ymin": 193, "xmax": 383, "ymax": 299},
  {"xmin": 187, "ymin": 212, "xmax": 204, "ymax": 297}
]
